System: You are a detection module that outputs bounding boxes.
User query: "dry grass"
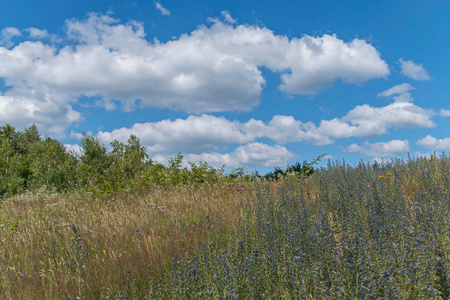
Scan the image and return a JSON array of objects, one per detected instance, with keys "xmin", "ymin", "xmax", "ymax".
[{"xmin": 0, "ymin": 183, "xmax": 257, "ymax": 299}]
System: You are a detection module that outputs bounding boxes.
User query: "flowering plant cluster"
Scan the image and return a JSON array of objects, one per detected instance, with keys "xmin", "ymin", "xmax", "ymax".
[{"xmin": 107, "ymin": 153, "xmax": 450, "ymax": 299}]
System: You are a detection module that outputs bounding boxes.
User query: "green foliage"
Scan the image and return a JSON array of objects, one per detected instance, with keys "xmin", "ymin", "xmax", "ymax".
[
  {"xmin": 0, "ymin": 125, "xmax": 32, "ymax": 197},
  {"xmin": 229, "ymin": 167, "xmax": 247, "ymax": 179},
  {"xmin": 28, "ymin": 138, "xmax": 78, "ymax": 191},
  {"xmin": 187, "ymin": 161, "xmax": 224, "ymax": 184},
  {"xmin": 139, "ymin": 153, "xmax": 228, "ymax": 188},
  {"xmin": 18, "ymin": 124, "xmax": 41, "ymax": 154},
  {"xmin": 265, "ymin": 154, "xmax": 326, "ymax": 180},
  {"xmin": 78, "ymin": 133, "xmax": 113, "ymax": 188},
  {"xmin": 0, "ymin": 122, "xmax": 327, "ymax": 200},
  {"xmin": 105, "ymin": 135, "xmax": 152, "ymax": 192},
  {"xmin": 0, "ymin": 124, "xmax": 233, "ymax": 199}
]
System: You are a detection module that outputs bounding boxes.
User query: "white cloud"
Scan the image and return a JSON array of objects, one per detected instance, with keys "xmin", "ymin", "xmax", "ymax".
[
  {"xmin": 269, "ymin": 92, "xmax": 435, "ymax": 145},
  {"xmin": 24, "ymin": 27, "xmax": 62, "ymax": 43},
  {"xmin": 319, "ymin": 84, "xmax": 434, "ymax": 142},
  {"xmin": 25, "ymin": 27, "xmax": 49, "ymax": 39},
  {"xmin": 399, "ymin": 58, "xmax": 430, "ymax": 81},
  {"xmin": 278, "ymin": 36, "xmax": 389, "ymax": 94},
  {"xmin": 97, "ymin": 114, "xmax": 261, "ymax": 154},
  {"xmin": 96, "ymin": 90, "xmax": 436, "ymax": 156},
  {"xmin": 155, "ymin": 143, "xmax": 295, "ymax": 168},
  {"xmin": 220, "ymin": 11, "xmax": 237, "ymax": 24},
  {"xmin": 64, "ymin": 144, "xmax": 83, "ymax": 155},
  {"xmin": 417, "ymin": 135, "xmax": 450, "ymax": 150},
  {"xmin": 154, "ymin": 2, "xmax": 170, "ymax": 16},
  {"xmin": 0, "ymin": 13, "xmax": 389, "ymax": 132},
  {"xmin": 440, "ymin": 109, "xmax": 450, "ymax": 117},
  {"xmin": 345, "ymin": 140, "xmax": 410, "ymax": 157},
  {"xmin": 0, "ymin": 27, "xmax": 21, "ymax": 47},
  {"xmin": 377, "ymin": 83, "xmax": 415, "ymax": 97},
  {"xmin": 80, "ymin": 97, "xmax": 117, "ymax": 111},
  {"xmin": 341, "ymin": 98, "xmax": 435, "ymax": 134},
  {"xmin": 70, "ymin": 131, "xmax": 84, "ymax": 139},
  {"xmin": 90, "ymin": 83, "xmax": 439, "ymax": 168},
  {"xmin": 0, "ymin": 86, "xmax": 82, "ymax": 137}
]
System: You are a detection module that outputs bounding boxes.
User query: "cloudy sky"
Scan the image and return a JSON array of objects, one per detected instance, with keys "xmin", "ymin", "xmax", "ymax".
[{"xmin": 0, "ymin": 0, "xmax": 448, "ymax": 172}]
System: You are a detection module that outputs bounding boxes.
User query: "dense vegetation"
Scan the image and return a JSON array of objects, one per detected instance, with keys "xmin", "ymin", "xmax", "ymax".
[
  {"xmin": 1, "ymin": 123, "xmax": 449, "ymax": 299},
  {"xmin": 0, "ymin": 124, "xmax": 322, "ymax": 200},
  {"xmin": 100, "ymin": 153, "xmax": 449, "ymax": 299},
  {"xmin": 0, "ymin": 124, "xmax": 232, "ymax": 199}
]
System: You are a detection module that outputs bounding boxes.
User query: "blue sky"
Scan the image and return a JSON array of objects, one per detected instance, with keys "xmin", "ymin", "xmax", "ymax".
[{"xmin": 0, "ymin": 0, "xmax": 449, "ymax": 172}]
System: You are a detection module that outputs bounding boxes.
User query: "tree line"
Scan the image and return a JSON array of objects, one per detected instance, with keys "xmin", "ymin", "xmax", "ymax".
[
  {"xmin": 0, "ymin": 124, "xmax": 226, "ymax": 199},
  {"xmin": 0, "ymin": 124, "xmax": 322, "ymax": 199}
]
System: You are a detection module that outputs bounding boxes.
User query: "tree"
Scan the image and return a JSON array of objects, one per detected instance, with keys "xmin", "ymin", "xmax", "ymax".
[
  {"xmin": 28, "ymin": 138, "xmax": 77, "ymax": 191},
  {"xmin": 77, "ymin": 133, "xmax": 112, "ymax": 188},
  {"xmin": 18, "ymin": 124, "xmax": 41, "ymax": 155},
  {"xmin": 0, "ymin": 125, "xmax": 29, "ymax": 197}
]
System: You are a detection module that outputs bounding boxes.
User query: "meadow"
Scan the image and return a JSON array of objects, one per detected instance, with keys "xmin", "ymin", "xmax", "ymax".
[{"xmin": 1, "ymin": 151, "xmax": 449, "ymax": 299}]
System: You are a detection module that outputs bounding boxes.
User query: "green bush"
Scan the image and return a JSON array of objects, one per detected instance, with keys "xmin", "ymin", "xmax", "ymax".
[{"xmin": 265, "ymin": 154, "xmax": 326, "ymax": 180}]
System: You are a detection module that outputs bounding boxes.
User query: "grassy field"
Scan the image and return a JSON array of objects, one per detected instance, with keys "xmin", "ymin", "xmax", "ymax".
[
  {"xmin": 1, "ymin": 153, "xmax": 449, "ymax": 299},
  {"xmin": 0, "ymin": 182, "xmax": 256, "ymax": 299}
]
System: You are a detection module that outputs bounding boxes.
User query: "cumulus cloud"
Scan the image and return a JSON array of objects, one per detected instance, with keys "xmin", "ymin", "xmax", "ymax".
[
  {"xmin": 341, "ymin": 98, "xmax": 435, "ymax": 134},
  {"xmin": 278, "ymin": 36, "xmax": 389, "ymax": 94},
  {"xmin": 0, "ymin": 86, "xmax": 82, "ymax": 137},
  {"xmin": 377, "ymin": 83, "xmax": 415, "ymax": 97},
  {"xmin": 318, "ymin": 84, "xmax": 433, "ymax": 142},
  {"xmin": 417, "ymin": 135, "xmax": 450, "ymax": 150},
  {"xmin": 154, "ymin": 2, "xmax": 170, "ymax": 16},
  {"xmin": 220, "ymin": 11, "xmax": 237, "ymax": 24},
  {"xmin": 345, "ymin": 140, "xmax": 410, "ymax": 157},
  {"xmin": 0, "ymin": 12, "xmax": 389, "ymax": 132},
  {"xmin": 276, "ymin": 91, "xmax": 435, "ymax": 145},
  {"xmin": 24, "ymin": 27, "xmax": 62, "ymax": 43},
  {"xmin": 0, "ymin": 27, "xmax": 21, "ymax": 47},
  {"xmin": 399, "ymin": 58, "xmax": 430, "ymax": 81},
  {"xmin": 95, "ymin": 89, "xmax": 436, "ymax": 157},
  {"xmin": 84, "ymin": 83, "xmax": 438, "ymax": 167},
  {"xmin": 154, "ymin": 143, "xmax": 295, "ymax": 169},
  {"xmin": 80, "ymin": 97, "xmax": 117, "ymax": 111},
  {"xmin": 440, "ymin": 109, "xmax": 450, "ymax": 117},
  {"xmin": 25, "ymin": 27, "xmax": 49, "ymax": 39},
  {"xmin": 70, "ymin": 131, "xmax": 85, "ymax": 139},
  {"xmin": 97, "ymin": 114, "xmax": 258, "ymax": 154}
]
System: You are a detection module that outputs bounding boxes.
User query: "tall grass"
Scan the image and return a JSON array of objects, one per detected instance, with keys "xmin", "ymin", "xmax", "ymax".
[
  {"xmin": 113, "ymin": 153, "xmax": 449, "ymax": 299},
  {"xmin": 1, "ymin": 153, "xmax": 449, "ymax": 299},
  {"xmin": 0, "ymin": 183, "xmax": 255, "ymax": 299}
]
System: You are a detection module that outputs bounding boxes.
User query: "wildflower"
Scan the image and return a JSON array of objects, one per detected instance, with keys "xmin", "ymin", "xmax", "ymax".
[{"xmin": 378, "ymin": 172, "xmax": 393, "ymax": 180}]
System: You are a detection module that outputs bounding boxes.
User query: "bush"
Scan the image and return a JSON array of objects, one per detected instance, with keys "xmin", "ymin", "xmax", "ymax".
[{"xmin": 265, "ymin": 154, "xmax": 326, "ymax": 180}]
